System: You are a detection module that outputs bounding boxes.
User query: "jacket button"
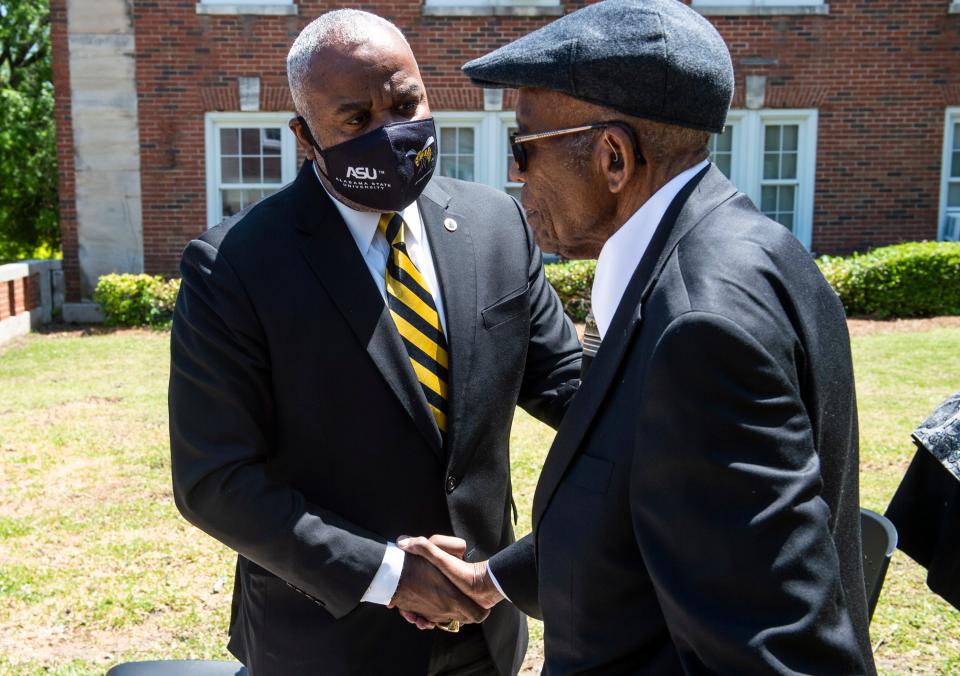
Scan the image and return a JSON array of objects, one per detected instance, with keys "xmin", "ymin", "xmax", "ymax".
[{"xmin": 446, "ymin": 475, "xmax": 457, "ymax": 493}]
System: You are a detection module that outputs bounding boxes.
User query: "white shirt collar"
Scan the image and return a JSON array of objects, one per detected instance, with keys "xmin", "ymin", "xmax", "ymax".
[
  {"xmin": 312, "ymin": 161, "xmax": 423, "ymax": 254},
  {"xmin": 590, "ymin": 159, "xmax": 710, "ymax": 339}
]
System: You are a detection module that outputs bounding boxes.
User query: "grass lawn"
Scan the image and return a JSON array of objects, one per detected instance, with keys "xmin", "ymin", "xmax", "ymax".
[{"xmin": 1, "ymin": 322, "xmax": 959, "ymax": 674}]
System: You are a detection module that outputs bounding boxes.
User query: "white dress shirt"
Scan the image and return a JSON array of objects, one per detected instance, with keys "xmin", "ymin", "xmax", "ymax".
[
  {"xmin": 590, "ymin": 159, "xmax": 709, "ymax": 338},
  {"xmin": 314, "ymin": 163, "xmax": 448, "ymax": 605}
]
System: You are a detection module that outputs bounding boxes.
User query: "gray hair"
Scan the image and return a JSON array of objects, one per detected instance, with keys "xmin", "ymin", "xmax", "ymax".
[{"xmin": 287, "ymin": 10, "xmax": 408, "ymax": 118}]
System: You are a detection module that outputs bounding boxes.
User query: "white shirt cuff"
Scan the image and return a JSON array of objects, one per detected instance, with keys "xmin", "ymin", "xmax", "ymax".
[
  {"xmin": 486, "ymin": 561, "xmax": 511, "ymax": 603},
  {"xmin": 361, "ymin": 542, "xmax": 405, "ymax": 605}
]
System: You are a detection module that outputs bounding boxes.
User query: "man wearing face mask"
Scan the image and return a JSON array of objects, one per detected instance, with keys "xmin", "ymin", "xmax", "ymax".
[{"xmin": 167, "ymin": 9, "xmax": 581, "ymax": 676}]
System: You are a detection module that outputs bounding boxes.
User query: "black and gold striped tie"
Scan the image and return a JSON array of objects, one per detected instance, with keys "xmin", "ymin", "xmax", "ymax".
[{"xmin": 378, "ymin": 212, "xmax": 450, "ymax": 435}]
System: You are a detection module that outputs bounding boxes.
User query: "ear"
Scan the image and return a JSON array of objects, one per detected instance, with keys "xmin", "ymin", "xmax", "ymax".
[
  {"xmin": 289, "ymin": 116, "xmax": 317, "ymax": 161},
  {"xmin": 598, "ymin": 126, "xmax": 639, "ymax": 194}
]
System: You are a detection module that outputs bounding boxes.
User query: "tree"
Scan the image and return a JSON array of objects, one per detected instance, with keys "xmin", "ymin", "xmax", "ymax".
[{"xmin": 0, "ymin": 0, "xmax": 59, "ymax": 262}]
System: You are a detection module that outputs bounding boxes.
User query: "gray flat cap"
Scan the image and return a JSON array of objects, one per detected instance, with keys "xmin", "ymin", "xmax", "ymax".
[{"xmin": 462, "ymin": 0, "xmax": 734, "ymax": 133}]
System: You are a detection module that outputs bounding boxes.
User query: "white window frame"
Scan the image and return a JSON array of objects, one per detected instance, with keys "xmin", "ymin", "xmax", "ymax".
[
  {"xmin": 423, "ymin": 0, "xmax": 561, "ymax": 15},
  {"xmin": 433, "ymin": 111, "xmax": 518, "ymax": 195},
  {"xmin": 196, "ymin": 0, "xmax": 297, "ymax": 16},
  {"xmin": 710, "ymin": 109, "xmax": 818, "ymax": 249},
  {"xmin": 939, "ymin": 107, "xmax": 960, "ymax": 240},
  {"xmin": 692, "ymin": 0, "xmax": 828, "ymax": 15},
  {"xmin": 695, "ymin": 0, "xmax": 823, "ymax": 5},
  {"xmin": 204, "ymin": 112, "xmax": 298, "ymax": 228},
  {"xmin": 425, "ymin": 0, "xmax": 559, "ymax": 6}
]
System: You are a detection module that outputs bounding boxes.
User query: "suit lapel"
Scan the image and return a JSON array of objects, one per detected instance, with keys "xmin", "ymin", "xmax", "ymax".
[
  {"xmin": 290, "ymin": 161, "xmax": 444, "ymax": 460},
  {"xmin": 418, "ymin": 181, "xmax": 477, "ymax": 465},
  {"xmin": 532, "ymin": 164, "xmax": 733, "ymax": 531}
]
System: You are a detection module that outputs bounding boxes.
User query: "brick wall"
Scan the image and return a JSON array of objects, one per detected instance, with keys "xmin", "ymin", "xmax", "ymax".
[
  {"xmin": 709, "ymin": 1, "xmax": 960, "ymax": 253},
  {"xmin": 50, "ymin": 0, "xmax": 80, "ymax": 302},
  {"xmin": 0, "ymin": 275, "xmax": 41, "ymax": 322},
  {"xmin": 50, "ymin": 0, "xmax": 960, "ymax": 292}
]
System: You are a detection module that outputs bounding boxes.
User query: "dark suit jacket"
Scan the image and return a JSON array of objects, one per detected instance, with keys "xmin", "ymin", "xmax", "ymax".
[
  {"xmin": 886, "ymin": 390, "xmax": 960, "ymax": 611},
  {"xmin": 491, "ymin": 165, "xmax": 876, "ymax": 675},
  {"xmin": 168, "ymin": 161, "xmax": 581, "ymax": 675}
]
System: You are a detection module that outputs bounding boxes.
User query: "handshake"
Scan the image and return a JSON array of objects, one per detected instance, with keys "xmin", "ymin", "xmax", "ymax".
[{"xmin": 386, "ymin": 535, "xmax": 504, "ymax": 631}]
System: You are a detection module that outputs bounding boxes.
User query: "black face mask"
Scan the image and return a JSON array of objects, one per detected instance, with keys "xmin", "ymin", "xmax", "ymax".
[{"xmin": 299, "ymin": 116, "xmax": 438, "ymax": 212}]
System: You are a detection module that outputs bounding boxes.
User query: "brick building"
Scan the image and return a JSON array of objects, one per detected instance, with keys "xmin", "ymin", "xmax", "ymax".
[{"xmin": 50, "ymin": 0, "xmax": 960, "ymax": 309}]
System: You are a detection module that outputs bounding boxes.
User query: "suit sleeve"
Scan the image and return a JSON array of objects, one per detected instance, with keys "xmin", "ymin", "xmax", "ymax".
[
  {"xmin": 488, "ymin": 533, "xmax": 542, "ymax": 620},
  {"xmin": 631, "ymin": 311, "xmax": 869, "ymax": 674},
  {"xmin": 512, "ymin": 197, "xmax": 582, "ymax": 429},
  {"xmin": 169, "ymin": 238, "xmax": 387, "ymax": 619}
]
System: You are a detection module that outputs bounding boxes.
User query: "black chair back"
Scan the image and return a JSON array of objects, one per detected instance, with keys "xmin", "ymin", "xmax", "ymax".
[{"xmin": 860, "ymin": 507, "xmax": 898, "ymax": 622}]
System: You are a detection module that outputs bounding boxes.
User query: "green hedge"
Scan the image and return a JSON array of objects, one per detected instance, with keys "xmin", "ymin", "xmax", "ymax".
[
  {"xmin": 543, "ymin": 241, "xmax": 960, "ymax": 321},
  {"xmin": 544, "ymin": 259, "xmax": 596, "ymax": 322},
  {"xmin": 817, "ymin": 241, "xmax": 960, "ymax": 318},
  {"xmin": 93, "ymin": 274, "xmax": 181, "ymax": 327},
  {"xmin": 89, "ymin": 242, "xmax": 960, "ymax": 327}
]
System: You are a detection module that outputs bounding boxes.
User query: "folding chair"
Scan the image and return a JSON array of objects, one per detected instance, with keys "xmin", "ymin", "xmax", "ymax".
[{"xmin": 860, "ymin": 507, "xmax": 898, "ymax": 622}]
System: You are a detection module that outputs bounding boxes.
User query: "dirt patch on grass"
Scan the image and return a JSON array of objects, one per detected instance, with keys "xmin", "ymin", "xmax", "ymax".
[{"xmin": 847, "ymin": 316, "xmax": 960, "ymax": 337}]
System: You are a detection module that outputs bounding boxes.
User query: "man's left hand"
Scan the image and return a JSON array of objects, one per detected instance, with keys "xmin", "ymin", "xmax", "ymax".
[{"xmin": 397, "ymin": 535, "xmax": 504, "ymax": 610}]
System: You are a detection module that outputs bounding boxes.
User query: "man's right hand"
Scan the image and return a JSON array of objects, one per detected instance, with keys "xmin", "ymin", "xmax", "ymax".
[{"xmin": 388, "ymin": 548, "xmax": 489, "ymax": 630}]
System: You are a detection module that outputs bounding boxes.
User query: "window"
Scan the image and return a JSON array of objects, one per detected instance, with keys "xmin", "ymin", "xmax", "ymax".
[
  {"xmin": 422, "ymin": 0, "xmax": 561, "ymax": 17},
  {"xmin": 692, "ymin": 0, "xmax": 828, "ymax": 15},
  {"xmin": 439, "ymin": 126, "xmax": 478, "ymax": 182},
  {"xmin": 204, "ymin": 113, "xmax": 298, "ymax": 228},
  {"xmin": 708, "ymin": 109, "xmax": 818, "ymax": 249},
  {"xmin": 433, "ymin": 112, "xmax": 518, "ymax": 197},
  {"xmin": 940, "ymin": 108, "xmax": 960, "ymax": 240},
  {"xmin": 196, "ymin": 0, "xmax": 297, "ymax": 15}
]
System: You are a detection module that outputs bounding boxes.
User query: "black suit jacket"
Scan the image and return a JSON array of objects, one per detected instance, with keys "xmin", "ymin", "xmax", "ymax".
[
  {"xmin": 491, "ymin": 165, "xmax": 877, "ymax": 675},
  {"xmin": 168, "ymin": 161, "xmax": 581, "ymax": 675}
]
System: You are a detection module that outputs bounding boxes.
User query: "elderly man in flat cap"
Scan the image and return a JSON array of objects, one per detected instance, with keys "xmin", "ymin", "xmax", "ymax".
[
  {"xmin": 399, "ymin": 0, "xmax": 877, "ymax": 673},
  {"xmin": 169, "ymin": 8, "xmax": 583, "ymax": 675}
]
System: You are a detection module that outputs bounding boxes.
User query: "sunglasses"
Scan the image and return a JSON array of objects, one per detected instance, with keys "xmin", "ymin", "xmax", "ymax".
[{"xmin": 509, "ymin": 120, "xmax": 641, "ymax": 172}]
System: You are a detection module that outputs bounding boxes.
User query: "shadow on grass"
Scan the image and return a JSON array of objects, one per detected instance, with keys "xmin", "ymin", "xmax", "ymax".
[{"xmin": 32, "ymin": 321, "xmax": 171, "ymax": 338}]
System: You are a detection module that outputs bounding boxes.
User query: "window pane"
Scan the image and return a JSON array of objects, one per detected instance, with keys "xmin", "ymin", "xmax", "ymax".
[
  {"xmin": 456, "ymin": 157, "xmax": 474, "ymax": 182},
  {"xmin": 763, "ymin": 152, "xmax": 780, "ymax": 180},
  {"xmin": 713, "ymin": 154, "xmax": 732, "ymax": 178},
  {"xmin": 781, "ymin": 152, "xmax": 798, "ymax": 180},
  {"xmin": 263, "ymin": 128, "xmax": 281, "ymax": 155},
  {"xmin": 241, "ymin": 128, "xmax": 260, "ymax": 154},
  {"xmin": 440, "ymin": 127, "xmax": 457, "ymax": 151},
  {"xmin": 242, "ymin": 156, "xmax": 260, "ymax": 183},
  {"xmin": 781, "ymin": 125, "xmax": 799, "ymax": 151},
  {"xmin": 761, "ymin": 186, "xmax": 777, "ymax": 212},
  {"xmin": 764, "ymin": 125, "xmax": 781, "ymax": 152},
  {"xmin": 711, "ymin": 129, "xmax": 732, "ymax": 153},
  {"xmin": 439, "ymin": 156, "xmax": 456, "ymax": 178},
  {"xmin": 222, "ymin": 189, "xmax": 243, "ymax": 218},
  {"xmin": 779, "ymin": 185, "xmax": 796, "ymax": 212},
  {"xmin": 948, "ymin": 182, "xmax": 960, "ymax": 208},
  {"xmin": 220, "ymin": 128, "xmax": 239, "ymax": 154},
  {"xmin": 954, "ymin": 123, "xmax": 960, "ymax": 151},
  {"xmin": 458, "ymin": 128, "xmax": 475, "ymax": 154},
  {"xmin": 952, "ymin": 150, "xmax": 960, "ymax": 179},
  {"xmin": 263, "ymin": 156, "xmax": 281, "ymax": 183},
  {"xmin": 243, "ymin": 189, "xmax": 262, "ymax": 207},
  {"xmin": 507, "ymin": 126, "xmax": 518, "ymax": 176},
  {"xmin": 221, "ymin": 157, "xmax": 240, "ymax": 184},
  {"xmin": 709, "ymin": 127, "xmax": 733, "ymax": 178},
  {"xmin": 778, "ymin": 212, "xmax": 794, "ymax": 230}
]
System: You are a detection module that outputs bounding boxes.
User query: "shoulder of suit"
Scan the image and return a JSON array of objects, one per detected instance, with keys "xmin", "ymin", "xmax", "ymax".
[{"xmin": 662, "ymin": 193, "xmax": 837, "ymax": 330}]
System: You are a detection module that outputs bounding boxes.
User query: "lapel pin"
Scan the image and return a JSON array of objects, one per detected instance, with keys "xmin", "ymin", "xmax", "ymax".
[{"xmin": 443, "ymin": 217, "xmax": 458, "ymax": 232}]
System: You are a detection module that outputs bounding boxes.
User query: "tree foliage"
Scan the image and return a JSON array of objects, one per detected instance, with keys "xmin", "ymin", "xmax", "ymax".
[{"xmin": 0, "ymin": 0, "xmax": 59, "ymax": 262}]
